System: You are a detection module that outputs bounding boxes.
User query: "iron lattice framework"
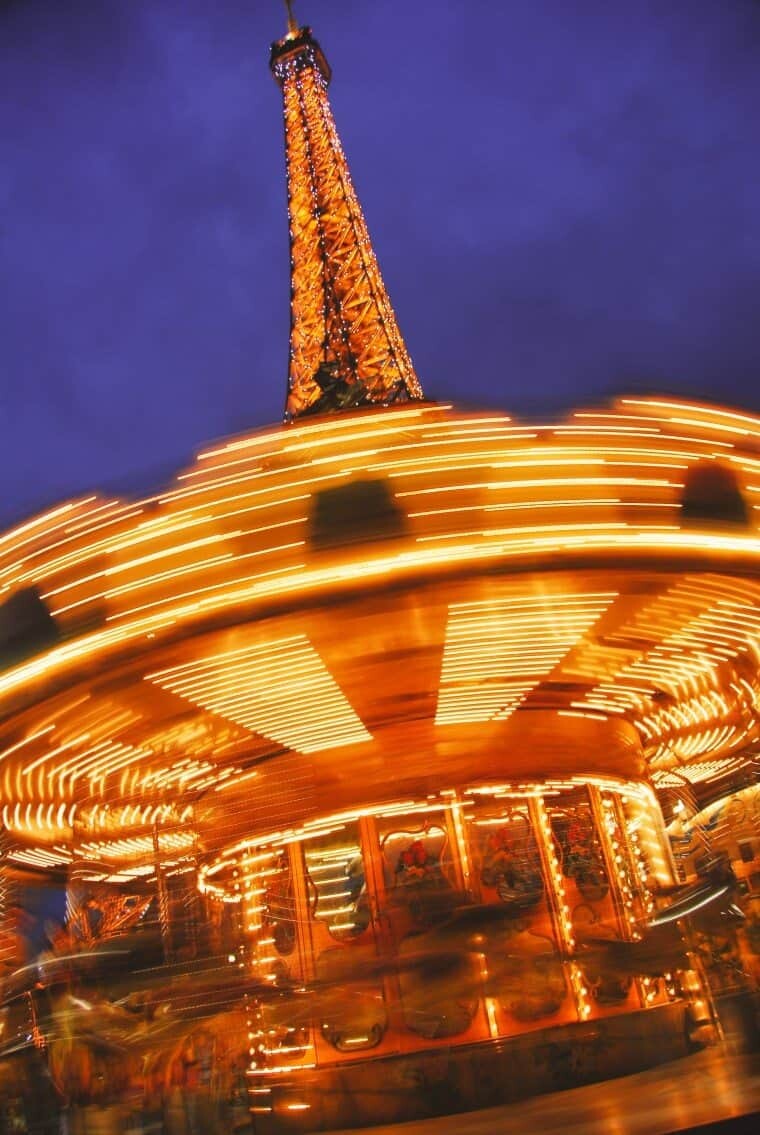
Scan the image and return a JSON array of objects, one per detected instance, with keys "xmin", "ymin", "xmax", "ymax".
[{"xmin": 270, "ymin": 21, "xmax": 423, "ymax": 418}]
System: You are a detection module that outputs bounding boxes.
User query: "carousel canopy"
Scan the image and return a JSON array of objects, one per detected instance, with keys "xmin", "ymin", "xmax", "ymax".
[{"xmin": 0, "ymin": 396, "xmax": 758, "ymax": 877}]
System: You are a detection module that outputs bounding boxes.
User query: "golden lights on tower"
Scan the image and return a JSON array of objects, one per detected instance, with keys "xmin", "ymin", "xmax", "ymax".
[{"xmin": 270, "ymin": 16, "xmax": 423, "ymax": 417}]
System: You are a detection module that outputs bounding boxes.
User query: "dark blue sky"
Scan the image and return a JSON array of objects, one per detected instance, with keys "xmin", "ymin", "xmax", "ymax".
[{"xmin": 1, "ymin": 0, "xmax": 759, "ymax": 529}]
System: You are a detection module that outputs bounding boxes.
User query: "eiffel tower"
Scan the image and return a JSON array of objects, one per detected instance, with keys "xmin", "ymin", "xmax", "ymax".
[{"xmin": 270, "ymin": 4, "xmax": 424, "ymax": 418}]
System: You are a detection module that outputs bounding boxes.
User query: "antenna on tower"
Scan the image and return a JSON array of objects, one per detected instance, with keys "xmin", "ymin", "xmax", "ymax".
[{"xmin": 284, "ymin": 0, "xmax": 298, "ymax": 36}]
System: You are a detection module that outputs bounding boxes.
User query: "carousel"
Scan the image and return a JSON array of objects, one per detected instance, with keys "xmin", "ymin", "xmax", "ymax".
[
  {"xmin": 1, "ymin": 10, "xmax": 759, "ymax": 1135},
  {"xmin": 0, "ymin": 395, "xmax": 759, "ymax": 1130}
]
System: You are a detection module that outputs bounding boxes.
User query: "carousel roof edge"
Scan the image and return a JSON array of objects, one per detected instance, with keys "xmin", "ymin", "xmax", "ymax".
[{"xmin": 1, "ymin": 393, "xmax": 758, "ymax": 548}]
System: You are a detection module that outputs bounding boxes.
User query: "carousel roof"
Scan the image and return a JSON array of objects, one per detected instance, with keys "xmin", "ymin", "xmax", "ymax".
[{"xmin": 0, "ymin": 395, "xmax": 759, "ymax": 875}]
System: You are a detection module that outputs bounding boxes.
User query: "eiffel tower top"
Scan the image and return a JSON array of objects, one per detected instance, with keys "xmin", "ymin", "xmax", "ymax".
[{"xmin": 270, "ymin": 7, "xmax": 424, "ymax": 419}]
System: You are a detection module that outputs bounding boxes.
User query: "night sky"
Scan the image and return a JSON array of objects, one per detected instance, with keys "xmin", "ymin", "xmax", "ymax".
[{"xmin": 1, "ymin": 0, "xmax": 759, "ymax": 531}]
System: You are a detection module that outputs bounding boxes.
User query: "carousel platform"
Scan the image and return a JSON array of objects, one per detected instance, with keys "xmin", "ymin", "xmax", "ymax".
[{"xmin": 324, "ymin": 1046, "xmax": 760, "ymax": 1135}]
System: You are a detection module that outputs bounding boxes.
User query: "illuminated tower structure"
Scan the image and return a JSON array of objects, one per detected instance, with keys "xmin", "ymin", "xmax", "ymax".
[
  {"xmin": 270, "ymin": 10, "xmax": 423, "ymax": 417},
  {"xmin": 0, "ymin": 9, "xmax": 758, "ymax": 1135}
]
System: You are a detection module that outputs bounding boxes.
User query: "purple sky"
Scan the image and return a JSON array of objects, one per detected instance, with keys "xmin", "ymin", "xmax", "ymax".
[{"xmin": 1, "ymin": 0, "xmax": 759, "ymax": 529}]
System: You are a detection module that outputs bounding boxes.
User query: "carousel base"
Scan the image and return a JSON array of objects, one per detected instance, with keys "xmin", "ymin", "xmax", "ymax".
[{"xmin": 252, "ymin": 1002, "xmax": 695, "ymax": 1133}]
